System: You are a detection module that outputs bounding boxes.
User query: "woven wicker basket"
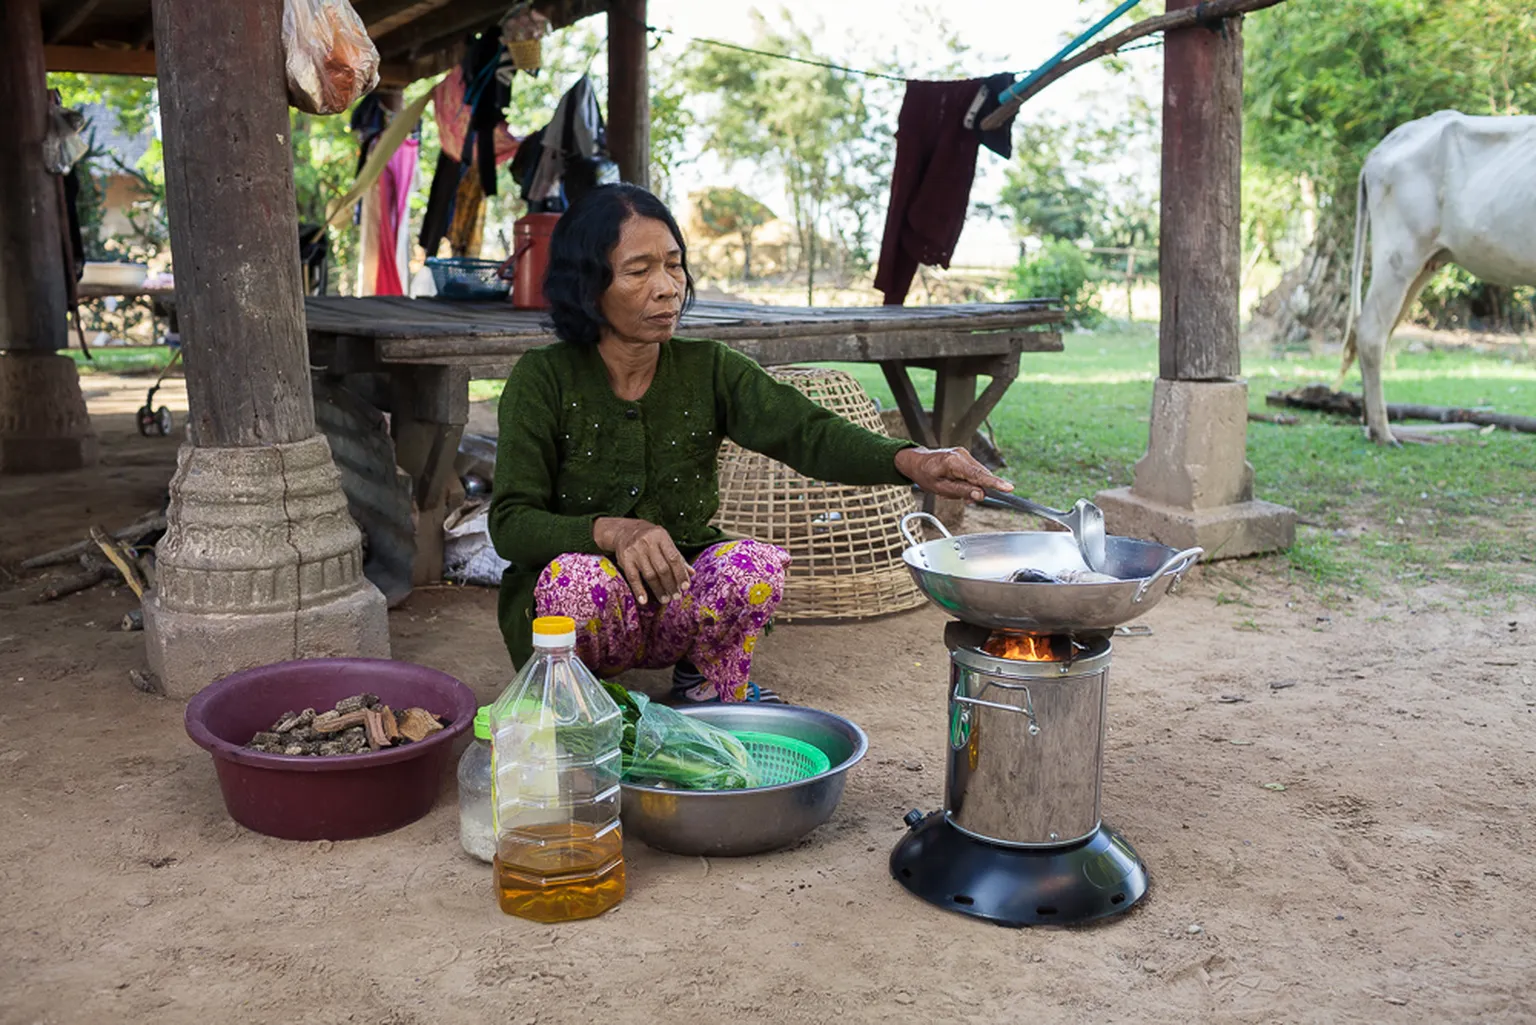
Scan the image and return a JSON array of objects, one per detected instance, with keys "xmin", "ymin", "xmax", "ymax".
[{"xmin": 714, "ymin": 367, "xmax": 925, "ymax": 622}]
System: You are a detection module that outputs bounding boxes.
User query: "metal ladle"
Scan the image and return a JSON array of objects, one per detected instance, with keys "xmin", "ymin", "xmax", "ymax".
[{"xmin": 984, "ymin": 489, "xmax": 1108, "ymax": 573}]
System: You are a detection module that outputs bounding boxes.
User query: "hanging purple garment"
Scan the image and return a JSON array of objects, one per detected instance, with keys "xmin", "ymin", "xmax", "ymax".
[{"xmin": 874, "ymin": 76, "xmax": 1017, "ymax": 306}]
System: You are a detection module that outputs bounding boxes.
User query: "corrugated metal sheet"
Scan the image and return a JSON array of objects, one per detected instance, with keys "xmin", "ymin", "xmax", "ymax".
[{"xmin": 314, "ymin": 380, "xmax": 416, "ymax": 608}]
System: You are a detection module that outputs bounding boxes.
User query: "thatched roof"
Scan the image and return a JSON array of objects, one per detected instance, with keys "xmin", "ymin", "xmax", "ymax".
[{"xmin": 42, "ymin": 0, "xmax": 607, "ymax": 84}]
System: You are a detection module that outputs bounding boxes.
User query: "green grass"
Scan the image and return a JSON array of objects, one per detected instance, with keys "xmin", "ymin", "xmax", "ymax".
[
  {"xmin": 64, "ymin": 345, "xmax": 177, "ymax": 375},
  {"xmin": 471, "ymin": 321, "xmax": 1535, "ymax": 602},
  {"xmin": 468, "ymin": 379, "xmax": 505, "ymax": 403}
]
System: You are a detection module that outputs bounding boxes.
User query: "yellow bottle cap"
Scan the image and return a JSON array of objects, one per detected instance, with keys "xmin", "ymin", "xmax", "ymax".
[
  {"xmin": 531, "ymin": 615, "xmax": 577, "ymax": 648},
  {"xmin": 532, "ymin": 616, "xmax": 576, "ymax": 635}
]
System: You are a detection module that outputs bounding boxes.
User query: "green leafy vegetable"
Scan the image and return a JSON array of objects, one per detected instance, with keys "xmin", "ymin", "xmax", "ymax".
[{"xmin": 598, "ymin": 680, "xmax": 761, "ymax": 790}]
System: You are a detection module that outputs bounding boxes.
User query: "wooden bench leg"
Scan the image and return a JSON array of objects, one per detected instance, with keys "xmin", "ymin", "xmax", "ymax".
[
  {"xmin": 929, "ymin": 365, "xmax": 979, "ymax": 523},
  {"xmin": 390, "ymin": 366, "xmax": 468, "ymax": 586},
  {"xmin": 889, "ymin": 350, "xmax": 1021, "ymax": 522},
  {"xmin": 880, "ymin": 361, "xmax": 938, "ymax": 448}
]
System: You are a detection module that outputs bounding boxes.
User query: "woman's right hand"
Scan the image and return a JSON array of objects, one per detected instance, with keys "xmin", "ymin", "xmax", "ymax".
[{"xmin": 593, "ymin": 517, "xmax": 694, "ymax": 605}]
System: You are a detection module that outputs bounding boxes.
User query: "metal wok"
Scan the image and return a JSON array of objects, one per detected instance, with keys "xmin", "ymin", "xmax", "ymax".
[{"xmin": 900, "ymin": 512, "xmax": 1202, "ymax": 634}]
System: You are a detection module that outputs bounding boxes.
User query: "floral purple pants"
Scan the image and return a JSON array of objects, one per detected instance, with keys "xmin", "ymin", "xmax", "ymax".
[{"xmin": 533, "ymin": 539, "xmax": 790, "ymax": 702}]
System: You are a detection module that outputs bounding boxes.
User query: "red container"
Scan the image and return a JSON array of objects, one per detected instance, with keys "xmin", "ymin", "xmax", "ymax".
[
  {"xmin": 184, "ymin": 658, "xmax": 478, "ymax": 841},
  {"xmin": 512, "ymin": 212, "xmax": 560, "ymax": 310}
]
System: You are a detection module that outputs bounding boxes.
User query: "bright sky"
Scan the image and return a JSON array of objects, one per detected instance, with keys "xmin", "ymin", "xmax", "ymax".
[{"xmin": 647, "ymin": 0, "xmax": 1163, "ymax": 266}]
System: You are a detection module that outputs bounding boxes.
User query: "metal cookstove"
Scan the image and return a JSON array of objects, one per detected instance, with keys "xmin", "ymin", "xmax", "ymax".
[{"xmin": 890, "ymin": 621, "xmax": 1147, "ymax": 927}]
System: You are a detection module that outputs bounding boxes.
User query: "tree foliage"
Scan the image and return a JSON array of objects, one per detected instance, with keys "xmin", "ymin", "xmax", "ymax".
[
  {"xmin": 1247, "ymin": 0, "xmax": 1536, "ymax": 198},
  {"xmin": 1011, "ymin": 238, "xmax": 1103, "ymax": 329},
  {"xmin": 1244, "ymin": 0, "xmax": 1536, "ymax": 335},
  {"xmin": 989, "ymin": 96, "xmax": 1159, "ymax": 295},
  {"xmin": 683, "ymin": 10, "xmax": 892, "ymax": 300},
  {"xmin": 691, "ymin": 186, "xmax": 775, "ymax": 279}
]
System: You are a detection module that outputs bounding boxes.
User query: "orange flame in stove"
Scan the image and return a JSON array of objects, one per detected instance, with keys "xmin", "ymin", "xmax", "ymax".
[{"xmin": 983, "ymin": 632, "xmax": 1072, "ymax": 662}]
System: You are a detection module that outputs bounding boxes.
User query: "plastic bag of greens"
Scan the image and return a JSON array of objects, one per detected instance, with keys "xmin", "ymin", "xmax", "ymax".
[{"xmin": 600, "ymin": 683, "xmax": 760, "ymax": 790}]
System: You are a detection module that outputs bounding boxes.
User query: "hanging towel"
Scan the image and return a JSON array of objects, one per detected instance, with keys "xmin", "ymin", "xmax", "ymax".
[
  {"xmin": 375, "ymin": 136, "xmax": 419, "ymax": 295},
  {"xmin": 527, "ymin": 75, "xmax": 609, "ymax": 204},
  {"xmin": 325, "ymin": 89, "xmax": 432, "ymax": 227},
  {"xmin": 874, "ymin": 74, "xmax": 1019, "ymax": 306}
]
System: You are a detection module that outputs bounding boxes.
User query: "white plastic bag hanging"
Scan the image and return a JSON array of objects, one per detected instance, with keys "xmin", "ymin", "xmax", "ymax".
[
  {"xmin": 283, "ymin": 0, "xmax": 381, "ymax": 115},
  {"xmin": 42, "ymin": 93, "xmax": 88, "ymax": 175}
]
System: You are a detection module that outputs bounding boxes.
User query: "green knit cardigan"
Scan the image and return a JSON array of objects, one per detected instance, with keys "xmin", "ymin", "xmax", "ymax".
[{"xmin": 489, "ymin": 337, "xmax": 912, "ymax": 667}]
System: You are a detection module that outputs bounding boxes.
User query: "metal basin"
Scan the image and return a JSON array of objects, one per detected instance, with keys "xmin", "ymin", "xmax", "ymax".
[
  {"xmin": 901, "ymin": 512, "xmax": 1202, "ymax": 633},
  {"xmin": 619, "ymin": 704, "xmax": 867, "ymax": 857}
]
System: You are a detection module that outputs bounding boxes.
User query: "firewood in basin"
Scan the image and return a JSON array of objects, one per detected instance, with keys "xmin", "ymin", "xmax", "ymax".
[
  {"xmin": 378, "ymin": 705, "xmax": 400, "ymax": 743},
  {"xmin": 397, "ymin": 707, "xmax": 445, "ymax": 743},
  {"xmin": 363, "ymin": 708, "xmax": 391, "ymax": 751},
  {"xmin": 245, "ymin": 694, "xmax": 445, "ymax": 755},
  {"xmin": 312, "ymin": 710, "xmax": 370, "ymax": 734}
]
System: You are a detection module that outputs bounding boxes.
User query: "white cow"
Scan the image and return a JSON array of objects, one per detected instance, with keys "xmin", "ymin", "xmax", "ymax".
[{"xmin": 1343, "ymin": 111, "xmax": 1536, "ymax": 444}]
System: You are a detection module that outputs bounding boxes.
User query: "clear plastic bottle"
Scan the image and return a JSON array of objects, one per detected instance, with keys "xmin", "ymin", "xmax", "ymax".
[
  {"xmin": 488, "ymin": 615, "xmax": 625, "ymax": 922},
  {"xmin": 457, "ymin": 707, "xmax": 494, "ymax": 863}
]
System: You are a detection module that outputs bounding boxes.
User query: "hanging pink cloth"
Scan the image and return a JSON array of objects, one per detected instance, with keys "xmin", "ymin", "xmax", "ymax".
[
  {"xmin": 374, "ymin": 136, "xmax": 419, "ymax": 296},
  {"xmin": 433, "ymin": 67, "xmax": 520, "ymax": 166}
]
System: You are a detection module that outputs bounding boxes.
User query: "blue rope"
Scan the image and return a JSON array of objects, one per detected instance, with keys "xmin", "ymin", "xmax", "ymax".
[{"xmin": 997, "ymin": 0, "xmax": 1142, "ymax": 106}]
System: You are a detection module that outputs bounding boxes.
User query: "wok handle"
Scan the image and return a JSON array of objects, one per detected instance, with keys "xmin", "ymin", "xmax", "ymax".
[
  {"xmin": 900, "ymin": 511, "xmax": 951, "ymax": 547},
  {"xmin": 954, "ymin": 679, "xmax": 1041, "ymax": 736},
  {"xmin": 1133, "ymin": 546, "xmax": 1204, "ymax": 603}
]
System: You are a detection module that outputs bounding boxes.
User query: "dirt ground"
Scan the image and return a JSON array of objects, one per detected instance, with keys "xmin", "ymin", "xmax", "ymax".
[{"xmin": 2, "ymin": 380, "xmax": 1534, "ymax": 1025}]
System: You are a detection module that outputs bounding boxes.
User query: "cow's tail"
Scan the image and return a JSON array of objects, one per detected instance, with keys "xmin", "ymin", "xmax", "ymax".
[{"xmin": 1341, "ymin": 170, "xmax": 1368, "ymax": 377}]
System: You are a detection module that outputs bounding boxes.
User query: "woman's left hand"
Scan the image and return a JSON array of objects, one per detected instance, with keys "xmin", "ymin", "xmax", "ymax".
[{"xmin": 894, "ymin": 446, "xmax": 1013, "ymax": 502}]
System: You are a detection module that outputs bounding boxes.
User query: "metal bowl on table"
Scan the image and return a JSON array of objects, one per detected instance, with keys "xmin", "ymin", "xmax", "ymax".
[
  {"xmin": 900, "ymin": 512, "xmax": 1202, "ymax": 633},
  {"xmin": 619, "ymin": 704, "xmax": 868, "ymax": 857}
]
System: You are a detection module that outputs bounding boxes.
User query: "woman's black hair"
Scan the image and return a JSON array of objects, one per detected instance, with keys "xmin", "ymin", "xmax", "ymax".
[{"xmin": 544, "ymin": 183, "xmax": 696, "ymax": 347}]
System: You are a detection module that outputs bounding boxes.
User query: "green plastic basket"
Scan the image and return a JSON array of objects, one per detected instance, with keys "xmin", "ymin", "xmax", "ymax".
[{"xmin": 732, "ymin": 731, "xmax": 832, "ymax": 785}]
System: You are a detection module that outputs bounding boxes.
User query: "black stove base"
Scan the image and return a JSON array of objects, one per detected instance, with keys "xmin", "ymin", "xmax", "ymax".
[{"xmin": 890, "ymin": 812, "xmax": 1148, "ymax": 927}]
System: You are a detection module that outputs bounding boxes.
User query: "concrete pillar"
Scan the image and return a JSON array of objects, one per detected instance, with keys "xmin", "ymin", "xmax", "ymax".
[
  {"xmin": 0, "ymin": 0, "xmax": 97, "ymax": 474},
  {"xmin": 1095, "ymin": 1, "xmax": 1294, "ymax": 559},
  {"xmin": 143, "ymin": 0, "xmax": 388, "ymax": 698},
  {"xmin": 607, "ymin": 0, "xmax": 650, "ymax": 189}
]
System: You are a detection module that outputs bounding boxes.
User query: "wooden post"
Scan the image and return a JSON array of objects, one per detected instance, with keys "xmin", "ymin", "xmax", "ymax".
[
  {"xmin": 151, "ymin": 0, "xmax": 315, "ymax": 447},
  {"xmin": 143, "ymin": 0, "xmax": 388, "ymax": 698},
  {"xmin": 607, "ymin": 0, "xmax": 650, "ymax": 189},
  {"xmin": 390, "ymin": 365, "xmax": 468, "ymax": 585},
  {"xmin": 0, "ymin": 0, "xmax": 98, "ymax": 473},
  {"xmin": 1, "ymin": 0, "xmax": 69, "ymax": 357},
  {"xmin": 1095, "ymin": 0, "xmax": 1295, "ymax": 560},
  {"xmin": 1158, "ymin": 0, "xmax": 1242, "ymax": 381},
  {"xmin": 1125, "ymin": 250, "xmax": 1136, "ymax": 321}
]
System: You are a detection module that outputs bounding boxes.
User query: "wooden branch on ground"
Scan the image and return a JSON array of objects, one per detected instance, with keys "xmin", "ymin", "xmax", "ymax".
[
  {"xmin": 979, "ymin": 0, "xmax": 1291, "ymax": 130},
  {"xmin": 34, "ymin": 564, "xmax": 112, "ymax": 603},
  {"xmin": 20, "ymin": 513, "xmax": 165, "ymax": 570},
  {"xmin": 1248, "ymin": 411, "xmax": 1298, "ymax": 425},
  {"xmin": 91, "ymin": 527, "xmax": 147, "ymax": 599},
  {"xmin": 1266, "ymin": 386, "xmax": 1536, "ymax": 434}
]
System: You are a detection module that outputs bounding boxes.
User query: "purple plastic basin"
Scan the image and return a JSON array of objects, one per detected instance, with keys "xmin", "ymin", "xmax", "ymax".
[{"xmin": 184, "ymin": 658, "xmax": 478, "ymax": 841}]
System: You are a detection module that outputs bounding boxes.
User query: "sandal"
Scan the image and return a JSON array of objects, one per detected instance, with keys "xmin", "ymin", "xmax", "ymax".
[{"xmin": 669, "ymin": 661, "xmax": 784, "ymax": 704}]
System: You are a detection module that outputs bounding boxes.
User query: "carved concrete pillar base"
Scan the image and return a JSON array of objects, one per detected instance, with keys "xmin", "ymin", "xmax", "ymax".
[
  {"xmin": 1095, "ymin": 379, "xmax": 1296, "ymax": 560},
  {"xmin": 144, "ymin": 434, "xmax": 390, "ymax": 699},
  {"xmin": 0, "ymin": 352, "xmax": 98, "ymax": 473}
]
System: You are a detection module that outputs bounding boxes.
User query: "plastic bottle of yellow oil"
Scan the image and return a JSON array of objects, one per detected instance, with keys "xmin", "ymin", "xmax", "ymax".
[{"xmin": 488, "ymin": 616, "xmax": 625, "ymax": 922}]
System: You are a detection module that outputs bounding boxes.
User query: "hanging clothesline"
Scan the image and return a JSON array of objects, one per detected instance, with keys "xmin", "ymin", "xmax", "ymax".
[{"xmin": 610, "ymin": 5, "xmax": 1161, "ymax": 86}]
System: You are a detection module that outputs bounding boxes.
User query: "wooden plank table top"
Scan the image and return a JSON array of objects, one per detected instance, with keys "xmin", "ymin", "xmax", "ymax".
[
  {"xmin": 304, "ymin": 294, "xmax": 1067, "ymax": 584},
  {"xmin": 77, "ymin": 283, "xmax": 176, "ymax": 301},
  {"xmin": 305, "ymin": 295, "xmax": 1065, "ymax": 370}
]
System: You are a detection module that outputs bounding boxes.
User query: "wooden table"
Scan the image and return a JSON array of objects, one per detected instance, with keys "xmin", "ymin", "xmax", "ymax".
[
  {"xmin": 306, "ymin": 296, "xmax": 1065, "ymax": 584},
  {"xmin": 75, "ymin": 282, "xmax": 178, "ymax": 344}
]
